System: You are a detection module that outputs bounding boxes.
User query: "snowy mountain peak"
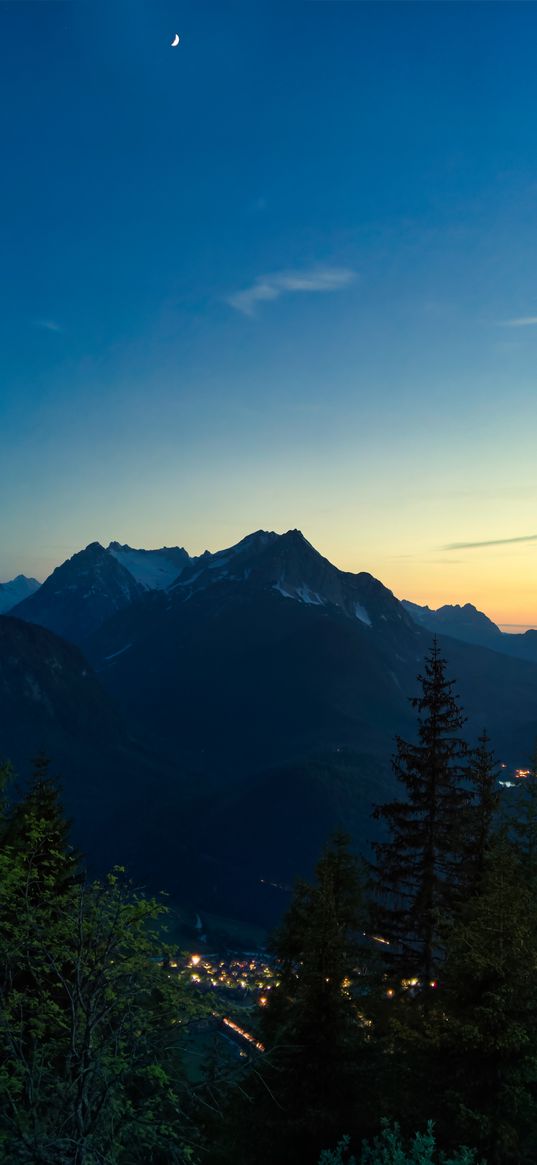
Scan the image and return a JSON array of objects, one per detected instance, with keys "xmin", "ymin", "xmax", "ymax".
[{"xmin": 170, "ymin": 527, "xmax": 411, "ymax": 631}]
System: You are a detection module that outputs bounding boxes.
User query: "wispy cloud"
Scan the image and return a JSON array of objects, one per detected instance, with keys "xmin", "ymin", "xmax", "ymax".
[
  {"xmin": 442, "ymin": 534, "xmax": 537, "ymax": 551},
  {"xmin": 35, "ymin": 319, "xmax": 63, "ymax": 333},
  {"xmin": 501, "ymin": 316, "xmax": 537, "ymax": 328},
  {"xmin": 226, "ymin": 266, "xmax": 356, "ymax": 316}
]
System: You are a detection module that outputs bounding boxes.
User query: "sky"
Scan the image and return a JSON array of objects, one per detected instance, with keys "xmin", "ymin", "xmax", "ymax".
[{"xmin": 2, "ymin": 0, "xmax": 537, "ymax": 627}]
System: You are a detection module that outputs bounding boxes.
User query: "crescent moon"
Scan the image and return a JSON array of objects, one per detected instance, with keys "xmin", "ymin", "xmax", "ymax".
[{"xmin": 171, "ymin": 33, "xmax": 180, "ymax": 47}]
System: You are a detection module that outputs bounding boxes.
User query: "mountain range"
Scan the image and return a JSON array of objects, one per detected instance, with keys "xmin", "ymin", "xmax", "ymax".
[
  {"xmin": 2, "ymin": 529, "xmax": 537, "ymax": 924},
  {"xmin": 402, "ymin": 598, "xmax": 537, "ymax": 662}
]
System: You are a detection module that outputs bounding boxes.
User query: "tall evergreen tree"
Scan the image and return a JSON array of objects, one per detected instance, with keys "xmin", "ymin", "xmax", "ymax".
[
  {"xmin": 371, "ymin": 641, "xmax": 469, "ymax": 987},
  {"xmin": 511, "ymin": 747, "xmax": 537, "ymax": 884},
  {"xmin": 264, "ymin": 833, "xmax": 369, "ymax": 1065},
  {"xmin": 209, "ymin": 835, "xmax": 375, "ymax": 1165},
  {"xmin": 459, "ymin": 731, "xmax": 501, "ymax": 894},
  {"xmin": 436, "ymin": 830, "xmax": 537, "ymax": 1165},
  {"xmin": 3, "ymin": 754, "xmax": 81, "ymax": 896}
]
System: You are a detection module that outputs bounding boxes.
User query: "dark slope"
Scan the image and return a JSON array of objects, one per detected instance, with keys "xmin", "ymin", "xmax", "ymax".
[
  {"xmin": 0, "ymin": 615, "xmax": 169, "ymax": 874},
  {"xmin": 12, "ymin": 542, "xmax": 144, "ymax": 646},
  {"xmin": 496, "ymin": 628, "xmax": 537, "ymax": 664},
  {"xmin": 167, "ymin": 629, "xmax": 537, "ymax": 925}
]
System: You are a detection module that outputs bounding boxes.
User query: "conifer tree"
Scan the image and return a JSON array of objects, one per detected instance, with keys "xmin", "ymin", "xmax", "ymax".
[
  {"xmin": 210, "ymin": 835, "xmax": 374, "ymax": 1165},
  {"xmin": 463, "ymin": 731, "xmax": 500, "ymax": 891},
  {"xmin": 511, "ymin": 747, "xmax": 537, "ymax": 884},
  {"xmin": 3, "ymin": 754, "xmax": 81, "ymax": 896},
  {"xmin": 437, "ymin": 830, "xmax": 537, "ymax": 1164},
  {"xmin": 264, "ymin": 832, "xmax": 368, "ymax": 1065},
  {"xmin": 371, "ymin": 641, "xmax": 469, "ymax": 987}
]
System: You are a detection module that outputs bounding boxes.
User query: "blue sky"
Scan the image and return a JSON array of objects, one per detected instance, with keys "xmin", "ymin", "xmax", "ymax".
[{"xmin": 2, "ymin": 1, "xmax": 537, "ymax": 623}]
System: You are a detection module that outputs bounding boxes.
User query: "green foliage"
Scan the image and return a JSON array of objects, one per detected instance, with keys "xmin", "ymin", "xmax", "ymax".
[
  {"xmin": 433, "ymin": 830, "xmax": 537, "ymax": 1163},
  {"xmin": 320, "ymin": 1122, "xmax": 480, "ymax": 1165},
  {"xmin": 0, "ymin": 764, "xmax": 200, "ymax": 1164},
  {"xmin": 319, "ymin": 1134, "xmax": 356, "ymax": 1165},
  {"xmin": 359, "ymin": 1121, "xmax": 478, "ymax": 1165}
]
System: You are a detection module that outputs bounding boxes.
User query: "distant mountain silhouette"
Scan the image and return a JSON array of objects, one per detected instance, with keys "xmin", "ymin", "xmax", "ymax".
[
  {"xmin": 0, "ymin": 574, "xmax": 40, "ymax": 614},
  {"xmin": 403, "ymin": 599, "xmax": 537, "ymax": 663},
  {"xmin": 402, "ymin": 599, "xmax": 503, "ymax": 648}
]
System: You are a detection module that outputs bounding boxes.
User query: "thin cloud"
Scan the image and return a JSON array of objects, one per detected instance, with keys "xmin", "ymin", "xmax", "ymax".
[
  {"xmin": 501, "ymin": 316, "xmax": 537, "ymax": 328},
  {"xmin": 442, "ymin": 534, "xmax": 537, "ymax": 551},
  {"xmin": 227, "ymin": 266, "xmax": 356, "ymax": 316},
  {"xmin": 35, "ymin": 319, "xmax": 63, "ymax": 333}
]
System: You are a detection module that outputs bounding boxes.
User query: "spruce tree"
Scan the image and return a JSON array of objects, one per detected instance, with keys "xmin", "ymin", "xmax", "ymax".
[
  {"xmin": 371, "ymin": 641, "xmax": 469, "ymax": 987},
  {"xmin": 264, "ymin": 833, "xmax": 368, "ymax": 1065},
  {"xmin": 3, "ymin": 754, "xmax": 81, "ymax": 896},
  {"xmin": 437, "ymin": 830, "xmax": 537, "ymax": 1164},
  {"xmin": 463, "ymin": 731, "xmax": 500, "ymax": 892},
  {"xmin": 210, "ymin": 835, "xmax": 374, "ymax": 1165},
  {"xmin": 511, "ymin": 747, "xmax": 537, "ymax": 884},
  {"xmin": 265, "ymin": 833, "xmax": 372, "ymax": 1145}
]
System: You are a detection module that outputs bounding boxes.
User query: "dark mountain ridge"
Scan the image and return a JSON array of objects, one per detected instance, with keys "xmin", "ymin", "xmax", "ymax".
[
  {"xmin": 12, "ymin": 543, "xmax": 145, "ymax": 645},
  {"xmin": 0, "ymin": 614, "xmax": 171, "ymax": 872}
]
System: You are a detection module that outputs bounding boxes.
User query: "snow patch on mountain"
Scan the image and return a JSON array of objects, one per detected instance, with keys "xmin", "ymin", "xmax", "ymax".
[
  {"xmin": 108, "ymin": 544, "xmax": 188, "ymax": 590},
  {"xmin": 296, "ymin": 585, "xmax": 324, "ymax": 606},
  {"xmin": 105, "ymin": 643, "xmax": 132, "ymax": 661},
  {"xmin": 273, "ymin": 582, "xmax": 294, "ymax": 600},
  {"xmin": 272, "ymin": 581, "xmax": 325, "ymax": 606}
]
